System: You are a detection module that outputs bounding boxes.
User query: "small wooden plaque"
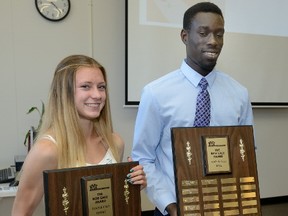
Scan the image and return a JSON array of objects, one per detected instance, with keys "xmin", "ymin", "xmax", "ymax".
[
  {"xmin": 43, "ymin": 162, "xmax": 141, "ymax": 216},
  {"xmin": 171, "ymin": 126, "xmax": 262, "ymax": 216}
]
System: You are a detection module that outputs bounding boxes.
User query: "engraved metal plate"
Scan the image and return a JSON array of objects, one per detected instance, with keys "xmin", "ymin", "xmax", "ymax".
[
  {"xmin": 81, "ymin": 174, "xmax": 113, "ymax": 216},
  {"xmin": 203, "ymin": 136, "xmax": 231, "ymax": 174}
]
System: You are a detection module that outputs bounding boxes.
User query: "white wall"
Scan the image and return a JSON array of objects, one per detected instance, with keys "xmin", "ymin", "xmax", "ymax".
[
  {"xmin": 0, "ymin": 0, "xmax": 287, "ymax": 214},
  {"xmin": 0, "ymin": 0, "xmax": 92, "ymax": 167}
]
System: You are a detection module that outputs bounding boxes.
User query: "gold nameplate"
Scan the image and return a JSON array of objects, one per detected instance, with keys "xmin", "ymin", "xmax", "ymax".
[
  {"xmin": 243, "ymin": 207, "xmax": 258, "ymax": 214},
  {"xmin": 202, "ymin": 187, "xmax": 218, "ymax": 193},
  {"xmin": 185, "ymin": 214, "xmax": 201, "ymax": 216},
  {"xmin": 241, "ymin": 184, "xmax": 256, "ymax": 191},
  {"xmin": 182, "ymin": 188, "xmax": 199, "ymax": 195},
  {"xmin": 201, "ymin": 179, "xmax": 217, "ymax": 185},
  {"xmin": 203, "ymin": 211, "xmax": 220, "ymax": 216},
  {"xmin": 241, "ymin": 192, "xmax": 256, "ymax": 199},
  {"xmin": 242, "ymin": 200, "xmax": 258, "ymax": 206},
  {"xmin": 183, "ymin": 196, "xmax": 200, "ymax": 203},
  {"xmin": 222, "ymin": 194, "xmax": 238, "ymax": 200},
  {"xmin": 182, "ymin": 180, "xmax": 198, "ymax": 186},
  {"xmin": 240, "ymin": 177, "xmax": 255, "ymax": 183},
  {"xmin": 81, "ymin": 174, "xmax": 113, "ymax": 216},
  {"xmin": 184, "ymin": 205, "xmax": 200, "ymax": 211},
  {"xmin": 222, "ymin": 185, "xmax": 237, "ymax": 192},
  {"xmin": 203, "ymin": 195, "xmax": 219, "ymax": 202},
  {"xmin": 224, "ymin": 209, "xmax": 239, "ymax": 215},
  {"xmin": 223, "ymin": 201, "xmax": 238, "ymax": 208},
  {"xmin": 203, "ymin": 136, "xmax": 231, "ymax": 174},
  {"xmin": 221, "ymin": 178, "xmax": 236, "ymax": 184},
  {"xmin": 203, "ymin": 203, "xmax": 220, "ymax": 210}
]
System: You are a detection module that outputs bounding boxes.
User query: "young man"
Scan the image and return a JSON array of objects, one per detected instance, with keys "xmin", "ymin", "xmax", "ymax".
[{"xmin": 132, "ymin": 2, "xmax": 253, "ymax": 216}]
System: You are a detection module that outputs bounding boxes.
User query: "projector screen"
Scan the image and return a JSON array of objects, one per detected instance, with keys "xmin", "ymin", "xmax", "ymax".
[{"xmin": 125, "ymin": 0, "xmax": 288, "ymax": 107}]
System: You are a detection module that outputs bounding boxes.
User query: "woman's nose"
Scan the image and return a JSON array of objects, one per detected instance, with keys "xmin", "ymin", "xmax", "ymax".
[{"xmin": 91, "ymin": 87, "xmax": 101, "ymax": 99}]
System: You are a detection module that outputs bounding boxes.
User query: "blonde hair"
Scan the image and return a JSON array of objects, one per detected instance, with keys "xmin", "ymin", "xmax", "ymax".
[{"xmin": 37, "ymin": 55, "xmax": 120, "ymax": 168}]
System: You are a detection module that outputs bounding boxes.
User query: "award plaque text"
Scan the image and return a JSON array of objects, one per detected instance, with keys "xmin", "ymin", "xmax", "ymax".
[
  {"xmin": 171, "ymin": 126, "xmax": 262, "ymax": 216},
  {"xmin": 43, "ymin": 162, "xmax": 141, "ymax": 216},
  {"xmin": 81, "ymin": 174, "xmax": 114, "ymax": 216},
  {"xmin": 203, "ymin": 136, "xmax": 231, "ymax": 174}
]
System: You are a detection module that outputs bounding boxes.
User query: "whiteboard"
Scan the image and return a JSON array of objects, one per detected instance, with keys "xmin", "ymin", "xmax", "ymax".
[{"xmin": 125, "ymin": 0, "xmax": 288, "ymax": 107}]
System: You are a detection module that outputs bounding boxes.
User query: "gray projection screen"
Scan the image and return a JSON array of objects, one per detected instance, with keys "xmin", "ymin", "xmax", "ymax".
[{"xmin": 125, "ymin": 0, "xmax": 288, "ymax": 107}]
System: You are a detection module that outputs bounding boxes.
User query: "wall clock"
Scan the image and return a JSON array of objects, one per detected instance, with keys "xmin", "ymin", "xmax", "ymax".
[{"xmin": 35, "ymin": 0, "xmax": 71, "ymax": 22}]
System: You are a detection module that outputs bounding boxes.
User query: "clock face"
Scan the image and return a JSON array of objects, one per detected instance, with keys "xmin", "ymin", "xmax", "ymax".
[{"xmin": 35, "ymin": 0, "xmax": 71, "ymax": 22}]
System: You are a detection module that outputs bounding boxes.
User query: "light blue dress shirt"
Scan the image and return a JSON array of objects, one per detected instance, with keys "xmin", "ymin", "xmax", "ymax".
[{"xmin": 132, "ymin": 60, "xmax": 254, "ymax": 215}]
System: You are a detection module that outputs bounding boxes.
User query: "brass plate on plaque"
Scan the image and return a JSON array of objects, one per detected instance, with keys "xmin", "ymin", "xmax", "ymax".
[
  {"xmin": 43, "ymin": 162, "xmax": 141, "ymax": 216},
  {"xmin": 81, "ymin": 174, "xmax": 114, "ymax": 216},
  {"xmin": 171, "ymin": 126, "xmax": 262, "ymax": 216},
  {"xmin": 203, "ymin": 136, "xmax": 231, "ymax": 174}
]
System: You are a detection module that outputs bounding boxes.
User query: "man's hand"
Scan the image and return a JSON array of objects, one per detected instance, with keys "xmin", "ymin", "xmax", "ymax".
[{"xmin": 165, "ymin": 203, "xmax": 178, "ymax": 216}]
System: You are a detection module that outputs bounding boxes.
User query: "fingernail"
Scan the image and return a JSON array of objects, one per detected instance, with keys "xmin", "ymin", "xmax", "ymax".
[
  {"xmin": 127, "ymin": 174, "xmax": 131, "ymax": 178},
  {"xmin": 130, "ymin": 169, "xmax": 134, "ymax": 173}
]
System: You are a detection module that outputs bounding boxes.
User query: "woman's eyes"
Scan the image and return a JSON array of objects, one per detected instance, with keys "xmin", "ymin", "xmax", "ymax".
[
  {"xmin": 98, "ymin": 85, "xmax": 106, "ymax": 90},
  {"xmin": 80, "ymin": 84, "xmax": 90, "ymax": 89},
  {"xmin": 80, "ymin": 84, "xmax": 106, "ymax": 90}
]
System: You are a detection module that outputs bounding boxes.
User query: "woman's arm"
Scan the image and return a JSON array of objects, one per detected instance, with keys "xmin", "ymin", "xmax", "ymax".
[
  {"xmin": 112, "ymin": 133, "xmax": 147, "ymax": 190},
  {"xmin": 11, "ymin": 139, "xmax": 58, "ymax": 216}
]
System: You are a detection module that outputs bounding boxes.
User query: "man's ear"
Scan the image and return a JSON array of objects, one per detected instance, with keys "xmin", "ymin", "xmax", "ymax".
[{"xmin": 180, "ymin": 29, "xmax": 188, "ymax": 44}]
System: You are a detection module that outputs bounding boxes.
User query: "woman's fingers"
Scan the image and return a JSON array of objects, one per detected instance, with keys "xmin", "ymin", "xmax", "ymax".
[{"xmin": 126, "ymin": 165, "xmax": 147, "ymax": 190}]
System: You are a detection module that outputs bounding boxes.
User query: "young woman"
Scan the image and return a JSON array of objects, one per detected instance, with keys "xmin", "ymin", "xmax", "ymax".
[{"xmin": 12, "ymin": 55, "xmax": 146, "ymax": 216}]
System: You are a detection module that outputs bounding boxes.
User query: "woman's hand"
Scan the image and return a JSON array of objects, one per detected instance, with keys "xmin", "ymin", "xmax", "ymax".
[{"xmin": 127, "ymin": 157, "xmax": 147, "ymax": 190}]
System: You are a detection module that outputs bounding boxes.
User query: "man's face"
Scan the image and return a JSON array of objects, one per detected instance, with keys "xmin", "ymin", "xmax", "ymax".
[{"xmin": 181, "ymin": 12, "xmax": 225, "ymax": 76}]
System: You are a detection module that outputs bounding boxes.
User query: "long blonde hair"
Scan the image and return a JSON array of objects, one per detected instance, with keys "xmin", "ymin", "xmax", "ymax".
[{"xmin": 37, "ymin": 55, "xmax": 120, "ymax": 168}]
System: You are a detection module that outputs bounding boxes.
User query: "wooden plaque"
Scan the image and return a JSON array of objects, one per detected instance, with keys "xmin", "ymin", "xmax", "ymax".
[
  {"xmin": 43, "ymin": 162, "xmax": 141, "ymax": 216},
  {"xmin": 171, "ymin": 126, "xmax": 262, "ymax": 216}
]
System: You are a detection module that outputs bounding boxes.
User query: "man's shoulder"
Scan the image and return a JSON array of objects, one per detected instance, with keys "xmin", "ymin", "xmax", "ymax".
[
  {"xmin": 145, "ymin": 69, "xmax": 182, "ymax": 89},
  {"xmin": 214, "ymin": 70, "xmax": 247, "ymax": 90}
]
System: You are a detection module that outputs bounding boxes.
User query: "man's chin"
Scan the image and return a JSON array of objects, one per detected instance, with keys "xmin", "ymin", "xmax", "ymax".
[{"xmin": 202, "ymin": 62, "xmax": 217, "ymax": 72}]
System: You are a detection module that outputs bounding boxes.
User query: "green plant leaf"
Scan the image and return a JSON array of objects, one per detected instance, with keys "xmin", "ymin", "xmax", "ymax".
[{"xmin": 24, "ymin": 101, "xmax": 45, "ymax": 146}]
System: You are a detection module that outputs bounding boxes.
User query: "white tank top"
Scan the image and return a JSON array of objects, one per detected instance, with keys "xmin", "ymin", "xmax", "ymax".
[{"xmin": 40, "ymin": 135, "xmax": 117, "ymax": 165}]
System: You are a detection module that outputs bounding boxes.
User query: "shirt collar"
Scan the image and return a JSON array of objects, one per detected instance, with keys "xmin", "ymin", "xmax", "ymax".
[{"xmin": 180, "ymin": 60, "xmax": 216, "ymax": 88}]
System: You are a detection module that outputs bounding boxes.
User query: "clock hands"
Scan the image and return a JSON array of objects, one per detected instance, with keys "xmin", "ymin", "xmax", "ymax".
[{"xmin": 50, "ymin": 2, "xmax": 62, "ymax": 17}]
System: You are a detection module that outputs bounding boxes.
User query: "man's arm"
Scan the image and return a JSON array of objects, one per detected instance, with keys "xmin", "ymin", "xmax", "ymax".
[{"xmin": 132, "ymin": 86, "xmax": 176, "ymax": 213}]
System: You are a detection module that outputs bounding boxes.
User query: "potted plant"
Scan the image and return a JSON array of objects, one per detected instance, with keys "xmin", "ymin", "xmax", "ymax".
[{"xmin": 23, "ymin": 101, "xmax": 45, "ymax": 151}]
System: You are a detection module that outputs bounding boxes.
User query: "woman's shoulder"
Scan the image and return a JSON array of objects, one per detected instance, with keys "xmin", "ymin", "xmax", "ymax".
[
  {"xmin": 19, "ymin": 136, "xmax": 58, "ymax": 178},
  {"xmin": 29, "ymin": 137, "xmax": 58, "ymax": 165},
  {"xmin": 112, "ymin": 132, "xmax": 124, "ymax": 149}
]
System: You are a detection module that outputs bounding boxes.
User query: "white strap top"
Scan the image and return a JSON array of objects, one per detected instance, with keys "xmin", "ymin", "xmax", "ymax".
[
  {"xmin": 87, "ymin": 149, "xmax": 117, "ymax": 165},
  {"xmin": 40, "ymin": 135, "xmax": 117, "ymax": 165}
]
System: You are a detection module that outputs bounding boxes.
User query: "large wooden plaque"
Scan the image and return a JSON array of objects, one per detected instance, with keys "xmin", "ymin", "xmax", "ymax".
[
  {"xmin": 43, "ymin": 162, "xmax": 141, "ymax": 216},
  {"xmin": 171, "ymin": 126, "xmax": 262, "ymax": 216}
]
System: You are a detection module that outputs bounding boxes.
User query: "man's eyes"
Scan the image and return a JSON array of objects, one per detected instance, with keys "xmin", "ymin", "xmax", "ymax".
[
  {"xmin": 199, "ymin": 32, "xmax": 208, "ymax": 37},
  {"xmin": 199, "ymin": 31, "xmax": 224, "ymax": 38}
]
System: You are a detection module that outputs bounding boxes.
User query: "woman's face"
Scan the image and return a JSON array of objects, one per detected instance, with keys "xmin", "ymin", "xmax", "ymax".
[{"xmin": 74, "ymin": 66, "xmax": 106, "ymax": 120}]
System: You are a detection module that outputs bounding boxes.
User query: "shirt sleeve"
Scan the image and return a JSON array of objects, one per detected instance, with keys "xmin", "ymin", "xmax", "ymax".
[
  {"xmin": 132, "ymin": 85, "xmax": 175, "ymax": 214},
  {"xmin": 240, "ymin": 88, "xmax": 254, "ymax": 126}
]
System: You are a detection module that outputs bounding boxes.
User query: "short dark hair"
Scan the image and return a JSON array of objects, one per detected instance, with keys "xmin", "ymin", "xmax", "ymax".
[{"xmin": 183, "ymin": 2, "xmax": 223, "ymax": 30}]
